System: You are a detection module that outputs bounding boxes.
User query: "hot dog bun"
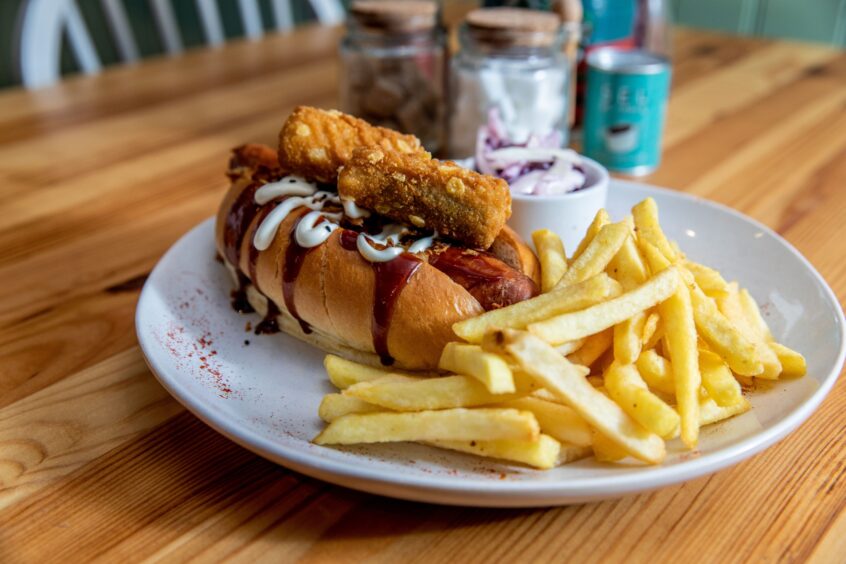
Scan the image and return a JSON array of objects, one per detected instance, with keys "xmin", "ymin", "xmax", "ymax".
[{"xmin": 216, "ymin": 138, "xmax": 539, "ymax": 370}]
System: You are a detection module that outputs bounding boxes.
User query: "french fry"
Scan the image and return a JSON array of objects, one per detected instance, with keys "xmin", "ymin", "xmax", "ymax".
[
  {"xmin": 572, "ymin": 208, "xmax": 610, "ymax": 261},
  {"xmin": 632, "ymin": 197, "xmax": 678, "ymax": 262},
  {"xmin": 716, "ymin": 284, "xmax": 781, "ymax": 379},
  {"xmin": 690, "ymin": 283, "xmax": 764, "ymax": 377},
  {"xmin": 452, "ymin": 273, "xmax": 621, "ymax": 343},
  {"xmin": 660, "ymin": 283, "xmax": 700, "ymax": 448},
  {"xmin": 699, "ymin": 349, "xmax": 744, "ymax": 407},
  {"xmin": 640, "ymin": 313, "xmax": 664, "ymax": 350},
  {"xmin": 608, "ymin": 217, "xmax": 648, "ymax": 289},
  {"xmin": 685, "ymin": 261, "xmax": 729, "ymax": 298},
  {"xmin": 738, "ymin": 288, "xmax": 774, "ymax": 341},
  {"xmin": 640, "ymin": 246, "xmax": 701, "ymax": 447},
  {"xmin": 608, "ymin": 229, "xmax": 650, "ymax": 365},
  {"xmin": 614, "ymin": 312, "xmax": 647, "ymax": 365},
  {"xmin": 429, "ymin": 434, "xmax": 562, "ymax": 470},
  {"xmin": 604, "ymin": 362, "xmax": 680, "ymax": 438},
  {"xmin": 319, "ymin": 393, "xmax": 384, "ymax": 422},
  {"xmin": 641, "ymin": 312, "xmax": 660, "ymax": 346},
  {"xmin": 591, "ymin": 428, "xmax": 629, "ymax": 462},
  {"xmin": 567, "ymin": 328, "xmax": 613, "ymax": 368},
  {"xmin": 484, "ymin": 330, "xmax": 665, "ymax": 464},
  {"xmin": 642, "ymin": 244, "xmax": 762, "ymax": 377},
  {"xmin": 344, "ymin": 374, "xmax": 529, "ymax": 411},
  {"xmin": 557, "ymin": 443, "xmax": 594, "ymax": 465},
  {"xmin": 769, "ymin": 342, "xmax": 807, "ymax": 377},
  {"xmin": 439, "ymin": 342, "xmax": 515, "ymax": 393},
  {"xmin": 314, "ymin": 408, "xmax": 540, "ymax": 445},
  {"xmin": 698, "ymin": 395, "xmax": 752, "ymax": 426},
  {"xmin": 555, "ymin": 222, "xmax": 630, "ymax": 288},
  {"xmin": 636, "ymin": 349, "xmax": 676, "ymax": 396},
  {"xmin": 666, "ymin": 395, "xmax": 752, "ymax": 439},
  {"xmin": 498, "ymin": 396, "xmax": 593, "ymax": 447},
  {"xmin": 533, "ymin": 229, "xmax": 568, "ymax": 292},
  {"xmin": 324, "ymin": 354, "xmax": 423, "ymax": 389},
  {"xmin": 529, "ymin": 266, "xmax": 679, "ymax": 345},
  {"xmin": 556, "ymin": 339, "xmax": 585, "ymax": 356}
]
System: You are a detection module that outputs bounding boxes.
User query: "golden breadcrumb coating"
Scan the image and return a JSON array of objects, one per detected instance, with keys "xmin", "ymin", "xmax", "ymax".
[
  {"xmin": 278, "ymin": 106, "xmax": 425, "ymax": 183},
  {"xmin": 338, "ymin": 147, "xmax": 511, "ymax": 249}
]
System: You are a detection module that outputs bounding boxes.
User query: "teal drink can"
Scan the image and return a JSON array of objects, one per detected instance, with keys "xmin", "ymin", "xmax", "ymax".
[{"xmin": 583, "ymin": 48, "xmax": 671, "ymax": 176}]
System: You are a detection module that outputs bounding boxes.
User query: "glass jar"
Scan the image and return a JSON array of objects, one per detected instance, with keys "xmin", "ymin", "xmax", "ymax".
[
  {"xmin": 339, "ymin": 1, "xmax": 445, "ymax": 153},
  {"xmin": 448, "ymin": 8, "xmax": 571, "ymax": 159}
]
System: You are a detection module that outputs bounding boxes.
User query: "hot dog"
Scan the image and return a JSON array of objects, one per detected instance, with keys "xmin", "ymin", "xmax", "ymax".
[{"xmin": 215, "ymin": 109, "xmax": 540, "ymax": 370}]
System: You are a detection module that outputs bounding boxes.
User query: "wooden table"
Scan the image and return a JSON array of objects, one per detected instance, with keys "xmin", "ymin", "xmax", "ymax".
[{"xmin": 1, "ymin": 24, "xmax": 844, "ymax": 562}]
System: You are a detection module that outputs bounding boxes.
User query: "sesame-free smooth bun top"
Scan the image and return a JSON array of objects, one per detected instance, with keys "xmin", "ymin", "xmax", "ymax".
[
  {"xmin": 278, "ymin": 106, "xmax": 426, "ymax": 183},
  {"xmin": 337, "ymin": 146, "xmax": 511, "ymax": 249}
]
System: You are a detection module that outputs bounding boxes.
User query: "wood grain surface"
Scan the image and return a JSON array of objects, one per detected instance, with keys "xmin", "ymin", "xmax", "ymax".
[{"xmin": 1, "ymin": 24, "xmax": 845, "ymax": 563}]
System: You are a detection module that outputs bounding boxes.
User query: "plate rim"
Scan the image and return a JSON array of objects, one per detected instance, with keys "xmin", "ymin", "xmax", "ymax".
[{"xmin": 136, "ymin": 180, "xmax": 846, "ymax": 506}]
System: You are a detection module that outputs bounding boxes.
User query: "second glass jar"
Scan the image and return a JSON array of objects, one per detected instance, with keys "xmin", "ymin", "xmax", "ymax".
[{"xmin": 449, "ymin": 9, "xmax": 571, "ymax": 158}]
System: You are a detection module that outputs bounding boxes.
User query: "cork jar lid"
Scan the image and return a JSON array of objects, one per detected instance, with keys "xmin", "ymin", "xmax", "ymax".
[
  {"xmin": 465, "ymin": 8, "xmax": 562, "ymax": 48},
  {"xmin": 350, "ymin": 0, "xmax": 438, "ymax": 32}
]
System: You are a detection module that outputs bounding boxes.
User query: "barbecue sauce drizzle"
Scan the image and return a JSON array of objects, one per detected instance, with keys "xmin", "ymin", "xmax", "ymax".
[
  {"xmin": 339, "ymin": 229, "xmax": 421, "ymax": 366},
  {"xmin": 282, "ymin": 216, "xmax": 315, "ymax": 334},
  {"xmin": 222, "ymin": 169, "xmax": 290, "ymax": 332},
  {"xmin": 224, "ymin": 181, "xmax": 262, "ymax": 313}
]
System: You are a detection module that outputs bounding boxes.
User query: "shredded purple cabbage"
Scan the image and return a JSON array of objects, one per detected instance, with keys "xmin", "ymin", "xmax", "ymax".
[{"xmin": 475, "ymin": 109, "xmax": 587, "ymax": 196}]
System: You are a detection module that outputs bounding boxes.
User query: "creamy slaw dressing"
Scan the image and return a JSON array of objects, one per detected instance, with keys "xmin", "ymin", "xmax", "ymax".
[{"xmin": 252, "ymin": 175, "xmax": 436, "ymax": 262}]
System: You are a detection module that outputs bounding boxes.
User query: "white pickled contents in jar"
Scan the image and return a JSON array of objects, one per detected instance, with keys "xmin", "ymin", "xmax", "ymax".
[
  {"xmin": 449, "ymin": 8, "xmax": 570, "ymax": 158},
  {"xmin": 340, "ymin": 0, "xmax": 445, "ymax": 153}
]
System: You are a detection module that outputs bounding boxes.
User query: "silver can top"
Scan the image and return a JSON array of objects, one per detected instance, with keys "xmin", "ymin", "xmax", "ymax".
[{"xmin": 586, "ymin": 47, "xmax": 670, "ymax": 75}]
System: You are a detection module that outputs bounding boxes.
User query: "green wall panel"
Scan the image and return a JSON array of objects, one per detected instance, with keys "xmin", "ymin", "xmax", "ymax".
[
  {"xmin": 677, "ymin": 0, "xmax": 748, "ymax": 34},
  {"xmin": 758, "ymin": 0, "xmax": 845, "ymax": 44}
]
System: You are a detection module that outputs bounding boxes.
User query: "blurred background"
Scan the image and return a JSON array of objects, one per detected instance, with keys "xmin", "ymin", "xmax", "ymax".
[{"xmin": 2, "ymin": 0, "xmax": 845, "ymax": 90}]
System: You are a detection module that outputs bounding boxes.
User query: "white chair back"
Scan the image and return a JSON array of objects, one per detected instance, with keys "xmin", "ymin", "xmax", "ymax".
[{"xmin": 16, "ymin": 0, "xmax": 346, "ymax": 89}]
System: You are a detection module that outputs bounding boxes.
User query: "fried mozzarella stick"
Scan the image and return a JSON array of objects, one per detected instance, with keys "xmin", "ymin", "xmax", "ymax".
[
  {"xmin": 338, "ymin": 147, "xmax": 511, "ymax": 249},
  {"xmin": 278, "ymin": 106, "xmax": 425, "ymax": 183}
]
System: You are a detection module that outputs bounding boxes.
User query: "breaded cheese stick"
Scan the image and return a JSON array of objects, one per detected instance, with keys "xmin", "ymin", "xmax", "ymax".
[
  {"xmin": 278, "ymin": 106, "xmax": 425, "ymax": 183},
  {"xmin": 338, "ymin": 147, "xmax": 511, "ymax": 249}
]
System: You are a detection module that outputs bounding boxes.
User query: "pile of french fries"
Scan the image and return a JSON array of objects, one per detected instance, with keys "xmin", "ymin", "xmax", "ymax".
[{"xmin": 313, "ymin": 198, "xmax": 807, "ymax": 468}]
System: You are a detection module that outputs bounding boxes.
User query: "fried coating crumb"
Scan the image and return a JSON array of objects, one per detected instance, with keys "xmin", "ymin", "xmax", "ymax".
[
  {"xmin": 227, "ymin": 144, "xmax": 282, "ymax": 182},
  {"xmin": 278, "ymin": 106, "xmax": 426, "ymax": 183},
  {"xmin": 338, "ymin": 147, "xmax": 511, "ymax": 249}
]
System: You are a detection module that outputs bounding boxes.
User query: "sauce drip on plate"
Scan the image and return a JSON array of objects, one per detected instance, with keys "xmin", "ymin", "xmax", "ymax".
[
  {"xmin": 230, "ymin": 270, "xmax": 254, "ymax": 313},
  {"xmin": 255, "ymin": 300, "xmax": 281, "ymax": 334}
]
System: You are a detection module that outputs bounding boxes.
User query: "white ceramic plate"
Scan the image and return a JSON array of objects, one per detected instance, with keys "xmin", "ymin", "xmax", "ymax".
[{"xmin": 136, "ymin": 180, "xmax": 845, "ymax": 507}]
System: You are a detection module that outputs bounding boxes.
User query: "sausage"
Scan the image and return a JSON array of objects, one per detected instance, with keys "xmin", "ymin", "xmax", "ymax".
[{"xmin": 427, "ymin": 247, "xmax": 539, "ymax": 311}]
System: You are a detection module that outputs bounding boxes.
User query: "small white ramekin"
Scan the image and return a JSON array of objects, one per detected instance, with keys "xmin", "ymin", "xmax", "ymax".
[{"xmin": 506, "ymin": 156, "xmax": 609, "ymax": 255}]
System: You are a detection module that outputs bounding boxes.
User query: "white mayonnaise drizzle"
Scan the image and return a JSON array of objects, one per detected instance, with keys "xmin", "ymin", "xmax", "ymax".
[
  {"xmin": 253, "ymin": 196, "xmax": 321, "ymax": 251},
  {"xmin": 295, "ymin": 210, "xmax": 340, "ymax": 248},
  {"xmin": 251, "ymin": 175, "xmax": 439, "ymax": 261},
  {"xmin": 407, "ymin": 231, "xmax": 437, "ymax": 254},
  {"xmin": 357, "ymin": 224, "xmax": 408, "ymax": 262},
  {"xmin": 357, "ymin": 234, "xmax": 404, "ymax": 262},
  {"xmin": 341, "ymin": 197, "xmax": 371, "ymax": 219},
  {"xmin": 255, "ymin": 175, "xmax": 317, "ymax": 204}
]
